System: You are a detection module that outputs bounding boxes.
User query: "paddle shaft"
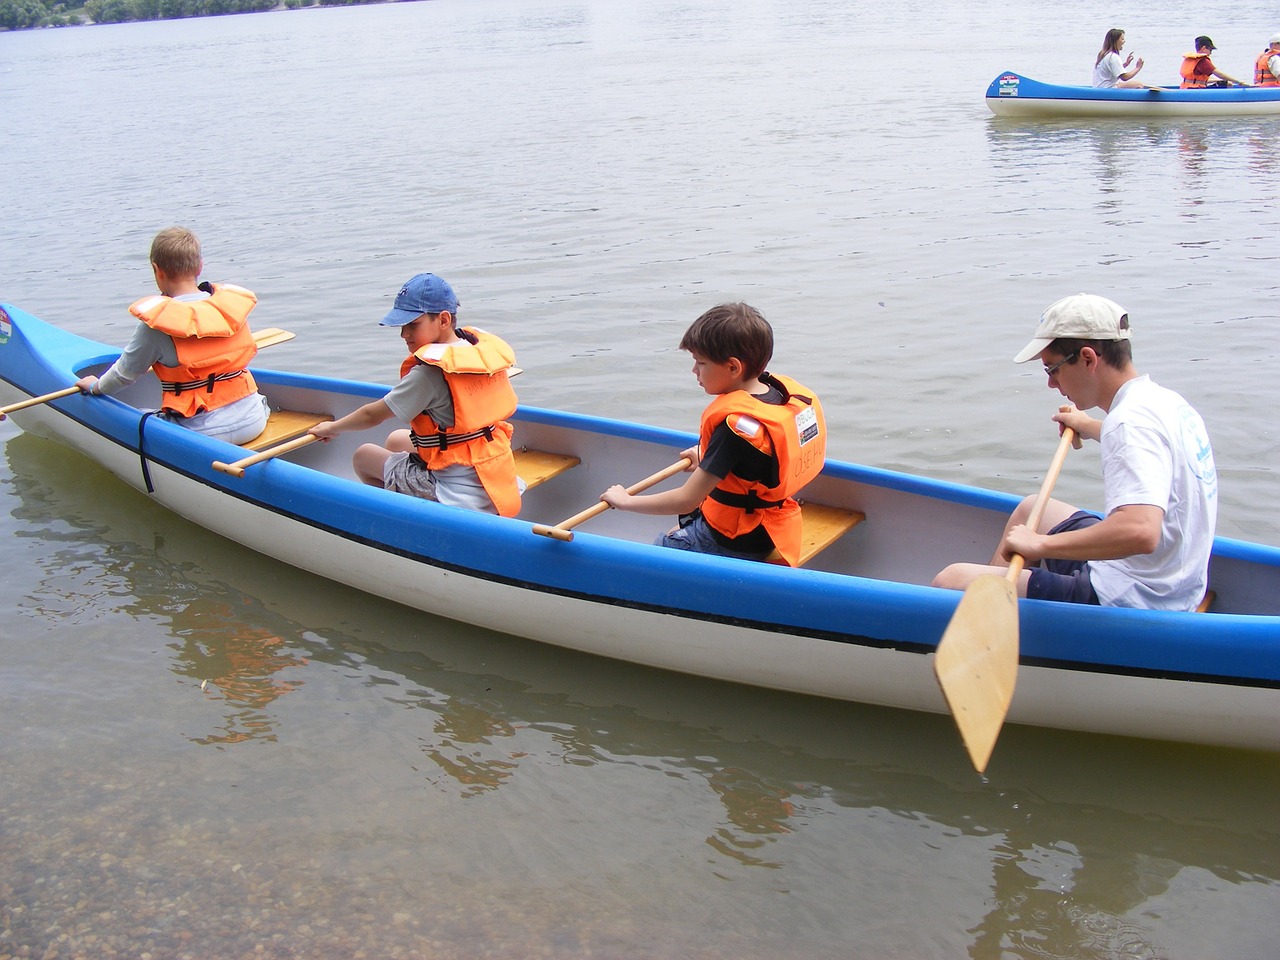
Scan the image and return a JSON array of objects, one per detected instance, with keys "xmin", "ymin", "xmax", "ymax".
[
  {"xmin": 0, "ymin": 386, "xmax": 80, "ymax": 420},
  {"xmin": 0, "ymin": 326, "xmax": 294, "ymax": 422},
  {"xmin": 212, "ymin": 434, "xmax": 320, "ymax": 478},
  {"xmin": 532, "ymin": 457, "xmax": 694, "ymax": 541},
  {"xmin": 933, "ymin": 424, "xmax": 1078, "ymax": 774},
  {"xmin": 1004, "ymin": 426, "xmax": 1076, "ymax": 582}
]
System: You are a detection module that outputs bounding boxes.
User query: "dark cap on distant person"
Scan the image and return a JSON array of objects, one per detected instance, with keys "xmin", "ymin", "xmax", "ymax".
[
  {"xmin": 380, "ymin": 273, "xmax": 460, "ymax": 326},
  {"xmin": 1195, "ymin": 35, "xmax": 1216, "ymax": 50}
]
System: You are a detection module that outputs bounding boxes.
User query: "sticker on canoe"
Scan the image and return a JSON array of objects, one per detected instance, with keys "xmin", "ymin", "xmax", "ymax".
[
  {"xmin": 998, "ymin": 74, "xmax": 1020, "ymax": 97},
  {"xmin": 0, "ymin": 307, "xmax": 11, "ymax": 345}
]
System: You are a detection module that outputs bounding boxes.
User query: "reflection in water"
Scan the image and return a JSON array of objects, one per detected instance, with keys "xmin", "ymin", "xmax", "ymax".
[
  {"xmin": 984, "ymin": 115, "xmax": 1280, "ymax": 218},
  {"xmin": 7, "ymin": 437, "xmax": 312, "ymax": 746},
  {"xmin": 4, "ymin": 431, "xmax": 1279, "ymax": 957}
]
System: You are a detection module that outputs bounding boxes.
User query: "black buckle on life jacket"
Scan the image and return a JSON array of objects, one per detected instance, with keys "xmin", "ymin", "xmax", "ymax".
[
  {"xmin": 160, "ymin": 369, "xmax": 244, "ymax": 396},
  {"xmin": 410, "ymin": 425, "xmax": 496, "ymax": 451},
  {"xmin": 708, "ymin": 487, "xmax": 784, "ymax": 515}
]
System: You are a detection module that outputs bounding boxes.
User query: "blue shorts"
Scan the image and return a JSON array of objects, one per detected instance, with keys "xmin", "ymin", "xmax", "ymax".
[
  {"xmin": 657, "ymin": 513, "xmax": 774, "ymax": 562},
  {"xmin": 1026, "ymin": 511, "xmax": 1102, "ymax": 605}
]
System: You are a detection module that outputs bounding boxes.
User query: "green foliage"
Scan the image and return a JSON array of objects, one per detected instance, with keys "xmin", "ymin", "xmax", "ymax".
[
  {"xmin": 0, "ymin": 0, "xmax": 50, "ymax": 30},
  {"xmin": 2, "ymin": 0, "xmax": 385, "ymax": 28}
]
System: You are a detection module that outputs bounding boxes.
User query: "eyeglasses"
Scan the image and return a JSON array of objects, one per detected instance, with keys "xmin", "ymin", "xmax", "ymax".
[{"xmin": 1043, "ymin": 351, "xmax": 1077, "ymax": 379}]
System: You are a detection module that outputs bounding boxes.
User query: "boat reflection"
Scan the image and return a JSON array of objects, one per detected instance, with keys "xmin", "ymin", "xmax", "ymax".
[{"xmin": 5, "ymin": 430, "xmax": 1278, "ymax": 954}]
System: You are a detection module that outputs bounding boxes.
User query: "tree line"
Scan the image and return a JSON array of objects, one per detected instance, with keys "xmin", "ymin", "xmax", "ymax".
[{"xmin": 1, "ymin": 0, "xmax": 394, "ymax": 30}]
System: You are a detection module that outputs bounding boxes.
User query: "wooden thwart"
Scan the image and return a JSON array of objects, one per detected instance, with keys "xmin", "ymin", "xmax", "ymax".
[
  {"xmin": 513, "ymin": 447, "xmax": 580, "ymax": 490},
  {"xmin": 242, "ymin": 409, "xmax": 333, "ymax": 452},
  {"xmin": 766, "ymin": 502, "xmax": 866, "ymax": 566}
]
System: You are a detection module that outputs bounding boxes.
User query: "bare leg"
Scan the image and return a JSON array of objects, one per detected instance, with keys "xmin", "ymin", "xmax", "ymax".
[
  {"xmin": 353, "ymin": 443, "xmax": 394, "ymax": 486},
  {"xmin": 384, "ymin": 428, "xmax": 413, "ymax": 453},
  {"xmin": 988, "ymin": 495, "xmax": 1080, "ymax": 564}
]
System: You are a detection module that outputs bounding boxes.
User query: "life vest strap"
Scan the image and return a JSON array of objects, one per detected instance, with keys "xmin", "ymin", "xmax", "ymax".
[
  {"xmin": 708, "ymin": 487, "xmax": 786, "ymax": 515},
  {"xmin": 410, "ymin": 425, "xmax": 496, "ymax": 451},
  {"xmin": 159, "ymin": 369, "xmax": 246, "ymax": 395}
]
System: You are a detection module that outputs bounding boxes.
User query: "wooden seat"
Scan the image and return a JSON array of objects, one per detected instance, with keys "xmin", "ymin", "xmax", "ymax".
[
  {"xmin": 513, "ymin": 447, "xmax": 581, "ymax": 489},
  {"xmin": 766, "ymin": 501, "xmax": 866, "ymax": 566},
  {"xmin": 1195, "ymin": 589, "xmax": 1216, "ymax": 613},
  {"xmin": 242, "ymin": 410, "xmax": 332, "ymax": 452}
]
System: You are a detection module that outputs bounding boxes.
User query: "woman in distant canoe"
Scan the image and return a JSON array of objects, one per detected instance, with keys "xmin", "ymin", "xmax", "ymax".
[{"xmin": 1093, "ymin": 28, "xmax": 1151, "ymax": 88}]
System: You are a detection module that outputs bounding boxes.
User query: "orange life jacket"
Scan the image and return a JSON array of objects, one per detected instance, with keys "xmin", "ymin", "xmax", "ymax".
[
  {"xmin": 400, "ymin": 327, "xmax": 522, "ymax": 517},
  {"xmin": 697, "ymin": 373, "xmax": 827, "ymax": 567},
  {"xmin": 1180, "ymin": 52, "xmax": 1210, "ymax": 88},
  {"xmin": 129, "ymin": 283, "xmax": 259, "ymax": 418},
  {"xmin": 1255, "ymin": 49, "xmax": 1280, "ymax": 86}
]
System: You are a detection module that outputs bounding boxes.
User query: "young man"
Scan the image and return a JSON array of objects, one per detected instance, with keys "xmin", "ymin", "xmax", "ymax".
[
  {"xmin": 76, "ymin": 226, "xmax": 270, "ymax": 445},
  {"xmin": 1180, "ymin": 36, "xmax": 1248, "ymax": 88},
  {"xmin": 600, "ymin": 302, "xmax": 826, "ymax": 566},
  {"xmin": 932, "ymin": 293, "xmax": 1217, "ymax": 611}
]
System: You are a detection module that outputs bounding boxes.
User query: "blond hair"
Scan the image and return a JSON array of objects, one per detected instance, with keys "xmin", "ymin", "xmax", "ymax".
[{"xmin": 149, "ymin": 226, "xmax": 202, "ymax": 278}]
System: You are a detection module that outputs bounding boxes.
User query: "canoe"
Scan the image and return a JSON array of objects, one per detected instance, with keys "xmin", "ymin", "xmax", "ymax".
[
  {"xmin": 3, "ymin": 303, "xmax": 1279, "ymax": 756},
  {"xmin": 985, "ymin": 71, "xmax": 1280, "ymax": 119}
]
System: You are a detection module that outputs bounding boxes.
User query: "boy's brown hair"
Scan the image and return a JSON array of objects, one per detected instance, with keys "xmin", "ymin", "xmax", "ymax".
[
  {"xmin": 679, "ymin": 302, "xmax": 774, "ymax": 380},
  {"xmin": 149, "ymin": 226, "xmax": 202, "ymax": 278}
]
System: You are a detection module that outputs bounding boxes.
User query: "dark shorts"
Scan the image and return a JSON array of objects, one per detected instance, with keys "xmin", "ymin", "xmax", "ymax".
[{"xmin": 1025, "ymin": 511, "xmax": 1102, "ymax": 605}]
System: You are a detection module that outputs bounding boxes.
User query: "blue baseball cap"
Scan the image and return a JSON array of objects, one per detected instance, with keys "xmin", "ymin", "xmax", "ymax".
[{"xmin": 380, "ymin": 273, "xmax": 460, "ymax": 326}]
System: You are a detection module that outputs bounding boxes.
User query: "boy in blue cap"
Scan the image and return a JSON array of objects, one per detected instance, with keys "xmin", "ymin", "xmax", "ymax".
[{"xmin": 309, "ymin": 273, "xmax": 524, "ymax": 516}]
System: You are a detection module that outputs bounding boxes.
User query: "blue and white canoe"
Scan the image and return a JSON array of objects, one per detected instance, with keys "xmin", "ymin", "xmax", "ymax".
[
  {"xmin": 986, "ymin": 71, "xmax": 1280, "ymax": 119},
  {"xmin": 2, "ymin": 303, "xmax": 1278, "ymax": 757}
]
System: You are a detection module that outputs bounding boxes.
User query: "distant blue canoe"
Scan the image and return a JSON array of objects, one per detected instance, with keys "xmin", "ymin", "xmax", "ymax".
[{"xmin": 986, "ymin": 71, "xmax": 1280, "ymax": 118}]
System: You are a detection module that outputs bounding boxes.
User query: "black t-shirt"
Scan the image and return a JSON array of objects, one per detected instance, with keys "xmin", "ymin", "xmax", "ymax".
[{"xmin": 698, "ymin": 382, "xmax": 785, "ymax": 553}]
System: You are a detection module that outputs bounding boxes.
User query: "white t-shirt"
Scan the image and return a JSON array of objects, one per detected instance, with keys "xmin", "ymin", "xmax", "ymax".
[
  {"xmin": 1088, "ymin": 376, "xmax": 1218, "ymax": 610},
  {"xmin": 1092, "ymin": 52, "xmax": 1125, "ymax": 88}
]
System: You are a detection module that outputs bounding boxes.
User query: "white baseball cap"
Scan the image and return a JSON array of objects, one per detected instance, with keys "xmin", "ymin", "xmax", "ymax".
[{"xmin": 1013, "ymin": 293, "xmax": 1132, "ymax": 364}]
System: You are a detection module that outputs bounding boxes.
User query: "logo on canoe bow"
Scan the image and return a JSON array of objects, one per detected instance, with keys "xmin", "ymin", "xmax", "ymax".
[{"xmin": 998, "ymin": 74, "xmax": 1020, "ymax": 97}]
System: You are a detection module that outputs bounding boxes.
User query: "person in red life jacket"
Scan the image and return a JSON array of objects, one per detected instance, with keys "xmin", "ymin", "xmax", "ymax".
[
  {"xmin": 308, "ymin": 273, "xmax": 523, "ymax": 516},
  {"xmin": 75, "ymin": 226, "xmax": 269, "ymax": 445},
  {"xmin": 1255, "ymin": 33, "xmax": 1280, "ymax": 86},
  {"xmin": 1180, "ymin": 36, "xmax": 1248, "ymax": 88},
  {"xmin": 600, "ymin": 302, "xmax": 827, "ymax": 566}
]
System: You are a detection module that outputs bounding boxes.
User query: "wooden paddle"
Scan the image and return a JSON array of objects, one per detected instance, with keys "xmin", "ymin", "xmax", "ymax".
[
  {"xmin": 212, "ymin": 434, "xmax": 320, "ymax": 478},
  {"xmin": 933, "ymin": 427, "xmax": 1076, "ymax": 773},
  {"xmin": 0, "ymin": 387, "xmax": 80, "ymax": 421},
  {"xmin": 251, "ymin": 327, "xmax": 296, "ymax": 349},
  {"xmin": 0, "ymin": 326, "xmax": 295, "ymax": 422},
  {"xmin": 532, "ymin": 457, "xmax": 693, "ymax": 541}
]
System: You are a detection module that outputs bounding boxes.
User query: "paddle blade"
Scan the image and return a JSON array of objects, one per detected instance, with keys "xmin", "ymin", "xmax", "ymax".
[{"xmin": 933, "ymin": 574, "xmax": 1020, "ymax": 773}]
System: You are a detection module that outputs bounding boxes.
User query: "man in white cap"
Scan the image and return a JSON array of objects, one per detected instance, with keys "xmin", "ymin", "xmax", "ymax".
[
  {"xmin": 1254, "ymin": 33, "xmax": 1280, "ymax": 87},
  {"xmin": 933, "ymin": 294, "xmax": 1218, "ymax": 611}
]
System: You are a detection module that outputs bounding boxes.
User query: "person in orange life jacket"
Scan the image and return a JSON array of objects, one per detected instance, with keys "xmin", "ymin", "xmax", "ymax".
[
  {"xmin": 1180, "ymin": 36, "xmax": 1248, "ymax": 88},
  {"xmin": 1255, "ymin": 33, "xmax": 1280, "ymax": 86},
  {"xmin": 307, "ymin": 273, "xmax": 524, "ymax": 517},
  {"xmin": 600, "ymin": 303, "xmax": 827, "ymax": 566},
  {"xmin": 75, "ymin": 226, "xmax": 269, "ymax": 445}
]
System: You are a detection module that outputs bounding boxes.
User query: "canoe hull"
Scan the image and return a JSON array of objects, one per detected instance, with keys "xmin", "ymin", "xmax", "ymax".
[
  {"xmin": 3, "ymin": 304, "xmax": 1279, "ymax": 754},
  {"xmin": 985, "ymin": 71, "xmax": 1280, "ymax": 119}
]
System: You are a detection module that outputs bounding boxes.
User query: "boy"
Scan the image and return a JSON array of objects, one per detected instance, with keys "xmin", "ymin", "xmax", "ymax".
[
  {"xmin": 308, "ymin": 272, "xmax": 523, "ymax": 517},
  {"xmin": 932, "ymin": 293, "xmax": 1217, "ymax": 611},
  {"xmin": 76, "ymin": 226, "xmax": 270, "ymax": 445},
  {"xmin": 1180, "ymin": 36, "xmax": 1248, "ymax": 88},
  {"xmin": 600, "ymin": 302, "xmax": 826, "ymax": 566}
]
